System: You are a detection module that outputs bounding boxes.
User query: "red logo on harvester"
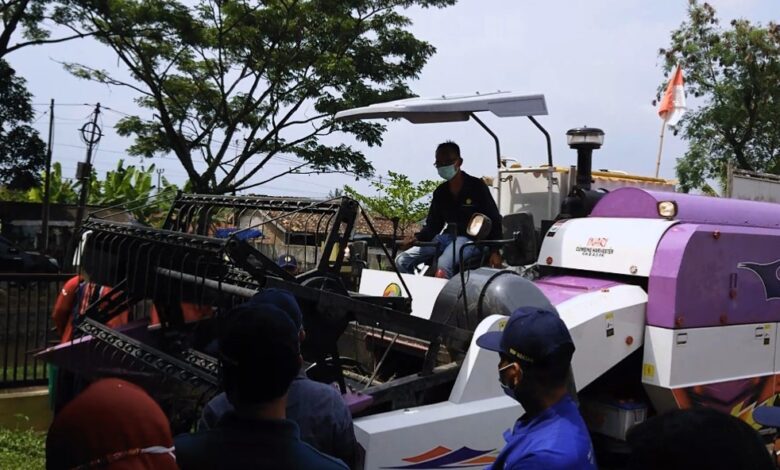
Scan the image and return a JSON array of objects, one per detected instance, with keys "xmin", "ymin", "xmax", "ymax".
[
  {"xmin": 382, "ymin": 446, "xmax": 497, "ymax": 469},
  {"xmin": 586, "ymin": 237, "xmax": 609, "ymax": 248}
]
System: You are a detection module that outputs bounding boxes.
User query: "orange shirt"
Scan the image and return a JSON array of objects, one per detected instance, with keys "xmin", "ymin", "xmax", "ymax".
[
  {"xmin": 149, "ymin": 303, "xmax": 213, "ymax": 325},
  {"xmin": 54, "ymin": 279, "xmax": 130, "ymax": 343},
  {"xmin": 52, "ymin": 276, "xmax": 82, "ymax": 339}
]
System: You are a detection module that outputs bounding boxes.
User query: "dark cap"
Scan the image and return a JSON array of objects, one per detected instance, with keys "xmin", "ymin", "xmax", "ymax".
[
  {"xmin": 248, "ymin": 288, "xmax": 303, "ymax": 330},
  {"xmin": 219, "ymin": 303, "xmax": 300, "ymax": 403},
  {"xmin": 277, "ymin": 254, "xmax": 298, "ymax": 269},
  {"xmin": 476, "ymin": 307, "xmax": 574, "ymax": 365},
  {"xmin": 753, "ymin": 406, "xmax": 780, "ymax": 428}
]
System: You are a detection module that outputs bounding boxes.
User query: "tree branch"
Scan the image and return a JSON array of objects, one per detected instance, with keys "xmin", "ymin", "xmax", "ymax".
[{"xmin": 233, "ymin": 162, "xmax": 308, "ymax": 192}]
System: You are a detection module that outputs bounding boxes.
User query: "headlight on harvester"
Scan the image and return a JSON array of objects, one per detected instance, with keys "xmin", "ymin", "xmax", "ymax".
[
  {"xmin": 467, "ymin": 213, "xmax": 493, "ymax": 240},
  {"xmin": 657, "ymin": 201, "xmax": 678, "ymax": 219}
]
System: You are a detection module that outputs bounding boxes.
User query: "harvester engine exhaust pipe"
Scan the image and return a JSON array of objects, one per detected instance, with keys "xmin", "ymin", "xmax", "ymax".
[
  {"xmin": 558, "ymin": 127, "xmax": 606, "ymax": 220},
  {"xmin": 567, "ymin": 126, "xmax": 604, "ymax": 190}
]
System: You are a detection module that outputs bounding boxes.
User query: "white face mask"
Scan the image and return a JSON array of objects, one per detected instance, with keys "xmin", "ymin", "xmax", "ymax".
[
  {"xmin": 437, "ymin": 163, "xmax": 458, "ymax": 181},
  {"xmin": 498, "ymin": 363, "xmax": 516, "ymax": 399}
]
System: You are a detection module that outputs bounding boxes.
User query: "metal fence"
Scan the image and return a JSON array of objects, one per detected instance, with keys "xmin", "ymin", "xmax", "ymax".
[{"xmin": 0, "ymin": 273, "xmax": 71, "ymax": 388}]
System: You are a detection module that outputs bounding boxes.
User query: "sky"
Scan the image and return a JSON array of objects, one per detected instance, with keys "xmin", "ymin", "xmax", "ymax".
[{"xmin": 6, "ymin": 0, "xmax": 779, "ymax": 199}]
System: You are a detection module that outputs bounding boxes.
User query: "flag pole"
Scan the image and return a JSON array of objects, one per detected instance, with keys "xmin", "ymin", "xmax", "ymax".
[{"xmin": 654, "ymin": 120, "xmax": 667, "ymax": 178}]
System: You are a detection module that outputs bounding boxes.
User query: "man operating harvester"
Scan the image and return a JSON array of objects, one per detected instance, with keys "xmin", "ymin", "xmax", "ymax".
[
  {"xmin": 396, "ymin": 141, "xmax": 502, "ymax": 278},
  {"xmin": 476, "ymin": 307, "xmax": 597, "ymax": 469}
]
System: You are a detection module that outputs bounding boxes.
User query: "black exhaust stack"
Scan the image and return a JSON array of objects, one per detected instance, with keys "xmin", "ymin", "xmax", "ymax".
[{"xmin": 559, "ymin": 127, "xmax": 605, "ymax": 219}]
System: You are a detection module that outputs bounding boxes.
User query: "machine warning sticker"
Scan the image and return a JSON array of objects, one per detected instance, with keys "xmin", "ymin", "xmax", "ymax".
[
  {"xmin": 546, "ymin": 221, "xmax": 564, "ymax": 238},
  {"xmin": 642, "ymin": 363, "xmax": 655, "ymax": 379},
  {"xmin": 605, "ymin": 313, "xmax": 614, "ymax": 337},
  {"xmin": 575, "ymin": 238, "xmax": 614, "ymax": 257},
  {"xmin": 755, "ymin": 325, "xmax": 772, "ymax": 345}
]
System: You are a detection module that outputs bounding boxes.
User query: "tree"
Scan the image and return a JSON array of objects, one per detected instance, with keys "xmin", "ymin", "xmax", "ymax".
[
  {"xmin": 0, "ymin": 0, "xmax": 90, "ymax": 58},
  {"xmin": 25, "ymin": 160, "xmax": 177, "ymax": 224},
  {"xmin": 26, "ymin": 161, "xmax": 78, "ymax": 203},
  {"xmin": 64, "ymin": 0, "xmax": 456, "ymax": 194},
  {"xmin": 0, "ymin": 0, "xmax": 94, "ymax": 192},
  {"xmin": 344, "ymin": 171, "xmax": 436, "ymax": 234},
  {"xmin": 89, "ymin": 159, "xmax": 178, "ymax": 224},
  {"xmin": 0, "ymin": 60, "xmax": 46, "ymax": 190},
  {"xmin": 658, "ymin": 0, "xmax": 780, "ymax": 192}
]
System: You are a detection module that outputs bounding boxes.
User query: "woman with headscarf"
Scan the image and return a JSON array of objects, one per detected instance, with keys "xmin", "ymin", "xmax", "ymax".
[{"xmin": 46, "ymin": 378, "xmax": 178, "ymax": 470}]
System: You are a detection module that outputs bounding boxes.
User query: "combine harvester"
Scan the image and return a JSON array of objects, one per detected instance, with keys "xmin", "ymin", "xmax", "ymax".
[
  {"xmin": 334, "ymin": 92, "xmax": 780, "ymax": 468},
  {"xmin": 39, "ymin": 92, "xmax": 780, "ymax": 469}
]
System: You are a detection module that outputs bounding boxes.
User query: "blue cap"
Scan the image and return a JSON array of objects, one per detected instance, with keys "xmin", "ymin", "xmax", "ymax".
[
  {"xmin": 277, "ymin": 254, "xmax": 298, "ymax": 269},
  {"xmin": 215, "ymin": 227, "xmax": 263, "ymax": 240},
  {"xmin": 753, "ymin": 406, "xmax": 780, "ymax": 428},
  {"xmin": 248, "ymin": 288, "xmax": 303, "ymax": 330},
  {"xmin": 476, "ymin": 307, "xmax": 574, "ymax": 365}
]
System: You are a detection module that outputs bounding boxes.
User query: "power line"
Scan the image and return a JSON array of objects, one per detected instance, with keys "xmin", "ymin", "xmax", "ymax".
[{"xmin": 32, "ymin": 103, "xmax": 92, "ymax": 107}]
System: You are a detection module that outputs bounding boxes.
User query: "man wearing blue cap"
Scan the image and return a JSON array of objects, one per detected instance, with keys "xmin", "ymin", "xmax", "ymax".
[
  {"xmin": 198, "ymin": 288, "xmax": 356, "ymax": 468},
  {"xmin": 278, "ymin": 254, "xmax": 299, "ymax": 275},
  {"xmin": 175, "ymin": 303, "xmax": 347, "ymax": 469},
  {"xmin": 476, "ymin": 307, "xmax": 596, "ymax": 469}
]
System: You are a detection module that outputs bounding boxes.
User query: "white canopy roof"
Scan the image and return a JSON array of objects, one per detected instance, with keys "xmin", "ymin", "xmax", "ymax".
[{"xmin": 333, "ymin": 91, "xmax": 548, "ymax": 124}]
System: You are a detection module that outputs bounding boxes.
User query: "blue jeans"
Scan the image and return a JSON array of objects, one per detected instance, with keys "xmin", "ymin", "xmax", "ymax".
[{"xmin": 395, "ymin": 234, "xmax": 485, "ymax": 278}]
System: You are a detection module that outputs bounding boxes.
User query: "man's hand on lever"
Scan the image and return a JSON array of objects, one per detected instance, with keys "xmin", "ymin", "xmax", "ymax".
[
  {"xmin": 399, "ymin": 235, "xmax": 417, "ymax": 251},
  {"xmin": 489, "ymin": 251, "xmax": 503, "ymax": 269}
]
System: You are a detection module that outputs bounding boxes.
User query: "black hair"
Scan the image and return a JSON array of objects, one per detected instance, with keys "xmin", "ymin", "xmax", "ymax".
[
  {"xmin": 626, "ymin": 408, "xmax": 774, "ymax": 470},
  {"xmin": 219, "ymin": 304, "xmax": 300, "ymax": 405},
  {"xmin": 436, "ymin": 141, "xmax": 461, "ymax": 161}
]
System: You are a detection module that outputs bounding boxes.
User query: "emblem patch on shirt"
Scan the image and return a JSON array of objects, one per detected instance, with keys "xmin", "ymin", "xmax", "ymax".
[{"xmin": 465, "ymin": 198, "xmax": 472, "ymax": 205}]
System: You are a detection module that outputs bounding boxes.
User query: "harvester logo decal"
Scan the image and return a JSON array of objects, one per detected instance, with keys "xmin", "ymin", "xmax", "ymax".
[
  {"xmin": 383, "ymin": 283, "xmax": 403, "ymax": 297},
  {"xmin": 738, "ymin": 259, "xmax": 780, "ymax": 300},
  {"xmin": 383, "ymin": 446, "xmax": 496, "ymax": 469}
]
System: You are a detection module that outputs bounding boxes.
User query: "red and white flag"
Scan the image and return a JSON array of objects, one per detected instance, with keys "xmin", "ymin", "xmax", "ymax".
[{"xmin": 658, "ymin": 65, "xmax": 686, "ymax": 126}]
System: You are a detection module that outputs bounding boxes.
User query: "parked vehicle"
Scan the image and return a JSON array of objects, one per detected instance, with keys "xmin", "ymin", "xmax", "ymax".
[{"xmin": 0, "ymin": 235, "xmax": 59, "ymax": 273}]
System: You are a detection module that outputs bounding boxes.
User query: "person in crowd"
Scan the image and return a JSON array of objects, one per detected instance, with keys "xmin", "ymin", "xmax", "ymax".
[
  {"xmin": 476, "ymin": 307, "xmax": 597, "ymax": 469},
  {"xmin": 198, "ymin": 288, "xmax": 357, "ymax": 468},
  {"xmin": 174, "ymin": 303, "xmax": 348, "ymax": 469},
  {"xmin": 46, "ymin": 378, "xmax": 177, "ymax": 470},
  {"xmin": 627, "ymin": 407, "xmax": 774, "ymax": 470},
  {"xmin": 395, "ymin": 141, "xmax": 502, "ymax": 278},
  {"xmin": 51, "ymin": 274, "xmax": 130, "ymax": 344},
  {"xmin": 50, "ymin": 271, "xmax": 131, "ymax": 413},
  {"xmin": 278, "ymin": 254, "xmax": 299, "ymax": 275}
]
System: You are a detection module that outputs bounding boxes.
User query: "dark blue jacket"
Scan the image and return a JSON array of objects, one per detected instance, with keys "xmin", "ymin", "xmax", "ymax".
[
  {"xmin": 175, "ymin": 414, "xmax": 348, "ymax": 470},
  {"xmin": 416, "ymin": 171, "xmax": 502, "ymax": 242},
  {"xmin": 198, "ymin": 372, "xmax": 356, "ymax": 468}
]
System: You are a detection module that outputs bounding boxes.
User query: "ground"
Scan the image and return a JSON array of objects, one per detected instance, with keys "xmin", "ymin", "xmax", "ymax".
[{"xmin": 0, "ymin": 426, "xmax": 45, "ymax": 469}]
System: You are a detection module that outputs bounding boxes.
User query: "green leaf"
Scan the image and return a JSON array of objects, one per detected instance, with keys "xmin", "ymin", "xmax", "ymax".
[
  {"xmin": 659, "ymin": 1, "xmax": 780, "ymax": 189},
  {"xmin": 62, "ymin": 0, "xmax": 457, "ymax": 193},
  {"xmin": 345, "ymin": 171, "xmax": 437, "ymax": 234}
]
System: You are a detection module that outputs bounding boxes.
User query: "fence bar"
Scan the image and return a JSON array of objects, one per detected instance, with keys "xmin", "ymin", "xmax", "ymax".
[{"xmin": 0, "ymin": 273, "xmax": 72, "ymax": 388}]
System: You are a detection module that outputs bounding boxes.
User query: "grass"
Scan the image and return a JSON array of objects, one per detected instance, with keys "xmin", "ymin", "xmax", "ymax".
[
  {"xmin": 0, "ymin": 364, "xmax": 48, "ymax": 384},
  {"xmin": 0, "ymin": 421, "xmax": 45, "ymax": 470}
]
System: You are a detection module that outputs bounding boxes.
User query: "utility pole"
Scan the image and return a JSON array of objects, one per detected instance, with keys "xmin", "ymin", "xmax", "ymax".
[
  {"xmin": 67, "ymin": 103, "xmax": 102, "ymax": 271},
  {"xmin": 156, "ymin": 168, "xmax": 165, "ymax": 195},
  {"xmin": 41, "ymin": 99, "xmax": 54, "ymax": 255}
]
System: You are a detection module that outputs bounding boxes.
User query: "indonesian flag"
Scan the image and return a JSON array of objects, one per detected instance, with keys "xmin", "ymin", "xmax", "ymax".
[{"xmin": 658, "ymin": 65, "xmax": 686, "ymax": 126}]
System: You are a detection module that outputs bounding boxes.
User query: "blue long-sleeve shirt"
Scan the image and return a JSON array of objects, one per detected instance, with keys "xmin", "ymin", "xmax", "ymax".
[{"xmin": 487, "ymin": 395, "xmax": 597, "ymax": 470}]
